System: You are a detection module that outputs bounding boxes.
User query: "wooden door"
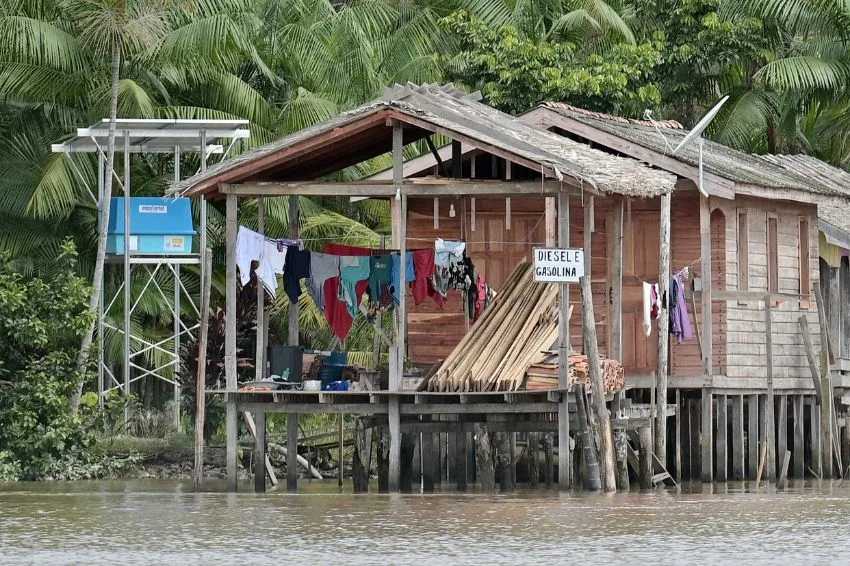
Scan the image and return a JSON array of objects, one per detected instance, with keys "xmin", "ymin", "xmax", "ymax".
[{"xmin": 622, "ymin": 212, "xmax": 660, "ymax": 375}]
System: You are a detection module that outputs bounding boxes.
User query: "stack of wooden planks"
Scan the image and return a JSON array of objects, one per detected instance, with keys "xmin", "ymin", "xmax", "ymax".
[
  {"xmin": 418, "ymin": 261, "xmax": 559, "ymax": 392},
  {"xmin": 526, "ymin": 354, "xmax": 625, "ymax": 391}
]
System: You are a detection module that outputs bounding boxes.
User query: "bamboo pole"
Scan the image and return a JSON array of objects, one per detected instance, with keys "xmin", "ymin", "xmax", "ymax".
[{"xmin": 193, "ymin": 248, "xmax": 213, "ymax": 490}]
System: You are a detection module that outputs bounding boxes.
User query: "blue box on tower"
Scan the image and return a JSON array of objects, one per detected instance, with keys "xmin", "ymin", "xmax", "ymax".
[{"xmin": 106, "ymin": 197, "xmax": 195, "ymax": 255}]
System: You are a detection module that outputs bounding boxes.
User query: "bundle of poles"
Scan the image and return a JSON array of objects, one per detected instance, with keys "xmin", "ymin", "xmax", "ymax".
[{"xmin": 420, "ymin": 261, "xmax": 559, "ymax": 392}]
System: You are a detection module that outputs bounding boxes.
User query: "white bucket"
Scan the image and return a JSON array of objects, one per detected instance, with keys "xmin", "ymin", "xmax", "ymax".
[{"xmin": 303, "ymin": 380, "xmax": 321, "ymax": 391}]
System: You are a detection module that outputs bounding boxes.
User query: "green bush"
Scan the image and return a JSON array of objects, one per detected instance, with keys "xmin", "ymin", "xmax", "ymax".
[{"xmin": 0, "ymin": 241, "xmax": 118, "ymax": 480}]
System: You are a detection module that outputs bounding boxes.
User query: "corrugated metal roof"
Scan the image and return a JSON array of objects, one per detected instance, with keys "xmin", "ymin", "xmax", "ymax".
[
  {"xmin": 539, "ymin": 102, "xmax": 850, "ymax": 198},
  {"xmin": 171, "ymin": 83, "xmax": 676, "ymax": 198}
]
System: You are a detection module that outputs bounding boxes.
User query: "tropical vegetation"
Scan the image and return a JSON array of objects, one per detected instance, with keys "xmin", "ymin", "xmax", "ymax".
[{"xmin": 2, "ymin": 0, "xmax": 850, "ymax": 475}]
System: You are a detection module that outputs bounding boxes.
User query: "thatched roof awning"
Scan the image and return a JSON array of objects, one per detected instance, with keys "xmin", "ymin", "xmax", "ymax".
[{"xmin": 170, "ymin": 84, "xmax": 676, "ymax": 199}]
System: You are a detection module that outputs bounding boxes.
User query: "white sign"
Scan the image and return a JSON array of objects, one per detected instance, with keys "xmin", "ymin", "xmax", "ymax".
[
  {"xmin": 139, "ymin": 205, "xmax": 167, "ymax": 214},
  {"xmin": 533, "ymin": 247, "xmax": 584, "ymax": 283}
]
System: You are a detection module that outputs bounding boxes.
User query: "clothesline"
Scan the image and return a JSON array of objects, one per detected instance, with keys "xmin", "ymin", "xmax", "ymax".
[{"xmin": 625, "ymin": 256, "xmax": 701, "ymax": 287}]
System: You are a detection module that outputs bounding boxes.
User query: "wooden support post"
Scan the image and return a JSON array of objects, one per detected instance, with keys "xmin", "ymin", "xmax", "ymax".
[
  {"xmin": 810, "ymin": 400, "xmax": 822, "ymax": 478},
  {"xmin": 287, "ymin": 413, "xmax": 298, "ymax": 491},
  {"xmin": 580, "ymin": 276, "xmax": 617, "ymax": 492},
  {"xmin": 255, "ymin": 197, "xmax": 265, "ymax": 381},
  {"xmin": 432, "ymin": 432, "xmax": 441, "ymax": 487},
  {"xmin": 544, "ymin": 433, "xmax": 554, "ymax": 487},
  {"xmin": 614, "ymin": 391, "xmax": 630, "ymax": 490},
  {"xmin": 793, "ymin": 395, "xmax": 804, "ymax": 478},
  {"xmin": 689, "ymin": 399, "xmax": 700, "ymax": 479},
  {"xmin": 843, "ymin": 411, "xmax": 850, "ymax": 475},
  {"xmin": 497, "ymin": 431, "xmax": 511, "ymax": 491},
  {"xmin": 287, "ymin": 195, "xmax": 299, "ymax": 346},
  {"xmin": 254, "ymin": 412, "xmax": 266, "ymax": 493},
  {"xmin": 557, "ymin": 191, "xmax": 571, "ymax": 490},
  {"xmin": 731, "ymin": 394, "xmax": 744, "ymax": 481},
  {"xmin": 758, "ymin": 394, "xmax": 769, "ymax": 483},
  {"xmin": 675, "ymin": 389, "xmax": 682, "ymax": 485},
  {"xmin": 399, "ymin": 433, "xmax": 416, "ymax": 492},
  {"xmin": 456, "ymin": 429, "xmax": 468, "ymax": 490},
  {"xmin": 545, "ymin": 198, "xmax": 557, "ymax": 247},
  {"xmin": 509, "ymin": 433, "xmax": 517, "ymax": 488},
  {"xmin": 474, "ymin": 423, "xmax": 495, "ymax": 491},
  {"xmin": 748, "ymin": 394, "xmax": 759, "ymax": 480},
  {"xmin": 716, "ymin": 394, "xmax": 727, "ymax": 482},
  {"xmin": 611, "ymin": 199, "xmax": 624, "ymax": 362},
  {"xmin": 193, "ymin": 248, "xmax": 213, "ymax": 490},
  {"xmin": 529, "ymin": 432, "xmax": 539, "ymax": 488},
  {"xmin": 583, "ymin": 195, "xmax": 593, "ymax": 279},
  {"xmin": 821, "ymin": 376, "xmax": 833, "ymax": 479},
  {"xmin": 701, "ymin": 388, "xmax": 713, "ymax": 482},
  {"xmin": 779, "ymin": 450, "xmax": 791, "ymax": 489},
  {"xmin": 699, "ymin": 194, "xmax": 713, "ymax": 375},
  {"xmin": 338, "ymin": 414, "xmax": 345, "ymax": 489},
  {"xmin": 765, "ymin": 300, "xmax": 775, "ymax": 481},
  {"xmin": 638, "ymin": 425, "xmax": 653, "ymax": 489},
  {"xmin": 353, "ymin": 418, "xmax": 370, "ymax": 493},
  {"xmin": 575, "ymin": 384, "xmax": 601, "ymax": 490},
  {"xmin": 827, "ymin": 267, "xmax": 840, "ymax": 356},
  {"xmin": 776, "ymin": 395, "xmax": 787, "ymax": 477},
  {"xmin": 421, "ymin": 420, "xmax": 434, "ymax": 492},
  {"xmin": 447, "ymin": 427, "xmax": 457, "ymax": 483},
  {"xmin": 388, "ymin": 121, "xmax": 405, "ymax": 492},
  {"xmin": 656, "ymin": 191, "xmax": 671, "ymax": 463},
  {"xmin": 225, "ymin": 193, "xmax": 238, "ymax": 492}
]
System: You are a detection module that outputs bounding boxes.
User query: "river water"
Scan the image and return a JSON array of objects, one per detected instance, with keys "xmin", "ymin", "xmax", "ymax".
[{"xmin": 1, "ymin": 480, "xmax": 848, "ymax": 565}]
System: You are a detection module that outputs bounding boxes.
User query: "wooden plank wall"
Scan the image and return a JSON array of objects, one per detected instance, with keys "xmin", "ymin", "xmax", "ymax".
[{"xmin": 718, "ymin": 196, "xmax": 822, "ymax": 379}]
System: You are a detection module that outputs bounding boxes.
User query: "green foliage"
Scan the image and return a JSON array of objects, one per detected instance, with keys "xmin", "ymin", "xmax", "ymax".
[
  {"xmin": 0, "ymin": 240, "xmax": 120, "ymax": 480},
  {"xmin": 442, "ymin": 10, "xmax": 661, "ymax": 114}
]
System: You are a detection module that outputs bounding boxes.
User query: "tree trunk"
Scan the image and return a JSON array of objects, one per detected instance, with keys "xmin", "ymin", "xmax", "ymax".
[{"xmin": 72, "ymin": 39, "xmax": 122, "ymax": 412}]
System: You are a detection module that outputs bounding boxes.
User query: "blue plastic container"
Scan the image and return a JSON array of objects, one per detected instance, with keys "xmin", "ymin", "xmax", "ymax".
[{"xmin": 107, "ymin": 197, "xmax": 195, "ymax": 255}]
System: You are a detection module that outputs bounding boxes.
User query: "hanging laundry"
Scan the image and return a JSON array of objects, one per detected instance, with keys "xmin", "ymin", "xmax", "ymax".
[
  {"xmin": 236, "ymin": 226, "xmax": 286, "ymax": 295},
  {"xmin": 368, "ymin": 254, "xmax": 393, "ymax": 308},
  {"xmin": 283, "ymin": 247, "xmax": 311, "ymax": 304},
  {"xmin": 669, "ymin": 272, "xmax": 694, "ymax": 343},
  {"xmin": 435, "ymin": 238, "xmax": 466, "ymax": 266},
  {"xmin": 338, "ymin": 256, "xmax": 370, "ymax": 317},
  {"xmin": 323, "ymin": 244, "xmax": 370, "ymax": 341},
  {"xmin": 307, "ymin": 252, "xmax": 339, "ymax": 312},
  {"xmin": 410, "ymin": 248, "xmax": 439, "ymax": 306},
  {"xmin": 390, "ymin": 253, "xmax": 415, "ymax": 304},
  {"xmin": 642, "ymin": 281, "xmax": 660, "ymax": 337}
]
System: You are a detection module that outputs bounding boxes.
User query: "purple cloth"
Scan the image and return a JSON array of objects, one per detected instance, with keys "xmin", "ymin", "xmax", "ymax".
[{"xmin": 670, "ymin": 273, "xmax": 693, "ymax": 343}]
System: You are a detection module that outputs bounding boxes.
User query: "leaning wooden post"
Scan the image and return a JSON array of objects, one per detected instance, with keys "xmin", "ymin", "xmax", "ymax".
[
  {"xmin": 580, "ymin": 275, "xmax": 617, "ymax": 492},
  {"xmin": 224, "ymin": 193, "xmax": 238, "ymax": 491},
  {"xmin": 193, "ymin": 248, "xmax": 213, "ymax": 490},
  {"xmin": 557, "ymin": 190, "xmax": 571, "ymax": 489},
  {"xmin": 387, "ymin": 120, "xmax": 405, "ymax": 492},
  {"xmin": 575, "ymin": 383, "xmax": 601, "ymax": 490},
  {"xmin": 255, "ymin": 197, "xmax": 265, "ymax": 381},
  {"xmin": 656, "ymin": 190, "xmax": 671, "ymax": 463}
]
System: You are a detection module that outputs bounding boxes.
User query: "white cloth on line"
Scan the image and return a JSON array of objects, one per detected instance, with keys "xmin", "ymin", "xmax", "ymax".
[
  {"xmin": 236, "ymin": 226, "xmax": 286, "ymax": 295},
  {"xmin": 642, "ymin": 281, "xmax": 654, "ymax": 337}
]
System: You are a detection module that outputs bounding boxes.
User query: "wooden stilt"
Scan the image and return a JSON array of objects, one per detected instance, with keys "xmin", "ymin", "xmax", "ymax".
[
  {"xmin": 287, "ymin": 413, "xmax": 298, "ymax": 491},
  {"xmin": 456, "ymin": 429, "xmax": 468, "ymax": 490},
  {"xmin": 575, "ymin": 383, "xmax": 601, "ymax": 490},
  {"xmin": 399, "ymin": 433, "xmax": 416, "ymax": 492},
  {"xmin": 544, "ymin": 433, "xmax": 554, "ymax": 487},
  {"xmin": 377, "ymin": 425, "xmax": 389, "ymax": 492},
  {"xmin": 748, "ymin": 394, "xmax": 759, "ymax": 479},
  {"xmin": 820, "ymin": 376, "xmax": 834, "ymax": 479},
  {"xmin": 716, "ymin": 394, "xmax": 727, "ymax": 482},
  {"xmin": 447, "ymin": 427, "xmax": 457, "ymax": 483},
  {"xmin": 509, "ymin": 433, "xmax": 517, "ymax": 487},
  {"xmin": 529, "ymin": 432, "xmax": 539, "ymax": 487},
  {"xmin": 614, "ymin": 391, "xmax": 630, "ymax": 490},
  {"xmin": 353, "ymin": 418, "xmax": 370, "ymax": 493},
  {"xmin": 689, "ymin": 399, "xmax": 700, "ymax": 479},
  {"xmin": 793, "ymin": 395, "xmax": 804, "ymax": 479},
  {"xmin": 701, "ymin": 389, "xmax": 713, "ymax": 482},
  {"xmin": 776, "ymin": 395, "xmax": 787, "ymax": 476},
  {"xmin": 432, "ymin": 432, "xmax": 441, "ymax": 488},
  {"xmin": 557, "ymin": 190, "xmax": 571, "ymax": 489},
  {"xmin": 842, "ymin": 411, "xmax": 850, "ymax": 475},
  {"xmin": 675, "ymin": 389, "xmax": 682, "ymax": 485},
  {"xmin": 731, "ymin": 394, "xmax": 744, "ymax": 481},
  {"xmin": 638, "ymin": 425, "xmax": 653, "ymax": 489},
  {"xmin": 254, "ymin": 412, "xmax": 266, "ymax": 493},
  {"xmin": 225, "ymin": 193, "xmax": 238, "ymax": 492},
  {"xmin": 255, "ymin": 197, "xmax": 265, "ymax": 381},
  {"xmin": 759, "ymin": 394, "xmax": 771, "ymax": 483},
  {"xmin": 475, "ymin": 423, "xmax": 495, "ymax": 491},
  {"xmin": 193, "ymin": 248, "xmax": 213, "ymax": 490},
  {"xmin": 810, "ymin": 399, "xmax": 822, "ymax": 478},
  {"xmin": 388, "ymin": 121, "xmax": 405, "ymax": 492},
  {"xmin": 421, "ymin": 420, "xmax": 434, "ymax": 492},
  {"xmin": 497, "ymin": 431, "xmax": 511, "ymax": 491},
  {"xmin": 656, "ymin": 191, "xmax": 671, "ymax": 463},
  {"xmin": 765, "ymin": 300, "xmax": 776, "ymax": 481}
]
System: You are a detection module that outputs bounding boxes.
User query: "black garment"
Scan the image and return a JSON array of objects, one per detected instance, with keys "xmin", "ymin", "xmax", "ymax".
[{"xmin": 283, "ymin": 247, "xmax": 311, "ymax": 304}]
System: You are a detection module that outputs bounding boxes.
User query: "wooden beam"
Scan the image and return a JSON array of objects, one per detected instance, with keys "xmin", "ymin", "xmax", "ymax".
[
  {"xmin": 699, "ymin": 194, "xmax": 713, "ymax": 375},
  {"xmin": 611, "ymin": 199, "xmax": 624, "ymax": 361},
  {"xmin": 713, "ymin": 290, "xmax": 809, "ymax": 303},
  {"xmin": 656, "ymin": 191, "xmax": 671, "ymax": 462},
  {"xmin": 220, "ymin": 179, "xmax": 574, "ymax": 197},
  {"xmin": 766, "ymin": 299, "xmax": 776, "ymax": 481},
  {"xmin": 288, "ymin": 195, "xmax": 299, "ymax": 346},
  {"xmin": 557, "ymin": 190, "xmax": 571, "ymax": 490},
  {"xmin": 545, "ymin": 197, "xmax": 557, "ymax": 246},
  {"xmin": 388, "ymin": 121, "xmax": 404, "ymax": 492},
  {"xmin": 225, "ymin": 193, "xmax": 238, "ymax": 491},
  {"xmin": 255, "ymin": 197, "xmax": 265, "ymax": 381}
]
